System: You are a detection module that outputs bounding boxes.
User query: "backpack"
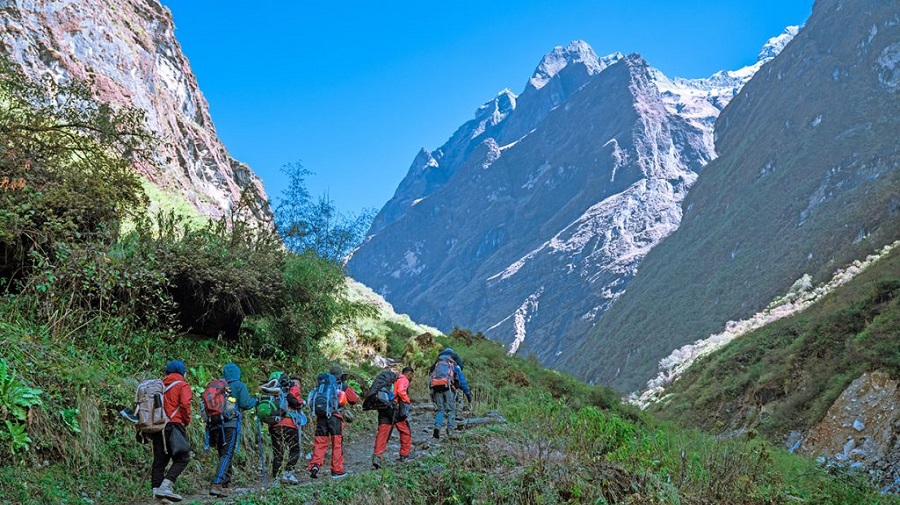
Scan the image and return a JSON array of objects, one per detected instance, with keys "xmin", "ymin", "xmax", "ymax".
[
  {"xmin": 135, "ymin": 379, "xmax": 182, "ymax": 434},
  {"xmin": 200, "ymin": 378, "xmax": 236, "ymax": 424},
  {"xmin": 307, "ymin": 373, "xmax": 339, "ymax": 418},
  {"xmin": 362, "ymin": 370, "xmax": 397, "ymax": 411},
  {"xmin": 258, "ymin": 389, "xmax": 289, "ymax": 425},
  {"xmin": 431, "ymin": 355, "xmax": 455, "ymax": 390}
]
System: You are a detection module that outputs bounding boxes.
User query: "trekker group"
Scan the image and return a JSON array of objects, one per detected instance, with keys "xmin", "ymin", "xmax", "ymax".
[{"xmin": 124, "ymin": 347, "xmax": 472, "ymax": 501}]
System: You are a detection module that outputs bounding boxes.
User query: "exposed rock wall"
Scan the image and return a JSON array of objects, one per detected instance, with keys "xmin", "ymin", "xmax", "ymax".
[{"xmin": 0, "ymin": 0, "xmax": 270, "ymax": 221}]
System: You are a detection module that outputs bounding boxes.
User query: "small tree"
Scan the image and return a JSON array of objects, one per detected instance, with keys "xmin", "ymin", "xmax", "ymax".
[{"xmin": 274, "ymin": 162, "xmax": 375, "ymax": 263}]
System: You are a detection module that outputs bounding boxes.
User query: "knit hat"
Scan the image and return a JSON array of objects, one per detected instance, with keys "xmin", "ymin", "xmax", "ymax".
[
  {"xmin": 329, "ymin": 365, "xmax": 344, "ymax": 378},
  {"xmin": 165, "ymin": 360, "xmax": 186, "ymax": 376}
]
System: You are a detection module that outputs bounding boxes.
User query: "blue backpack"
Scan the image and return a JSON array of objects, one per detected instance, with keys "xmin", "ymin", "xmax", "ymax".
[{"xmin": 307, "ymin": 373, "xmax": 340, "ymax": 418}]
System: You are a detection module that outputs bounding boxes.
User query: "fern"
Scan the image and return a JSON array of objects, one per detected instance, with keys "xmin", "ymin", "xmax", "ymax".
[{"xmin": 0, "ymin": 358, "xmax": 42, "ymax": 455}]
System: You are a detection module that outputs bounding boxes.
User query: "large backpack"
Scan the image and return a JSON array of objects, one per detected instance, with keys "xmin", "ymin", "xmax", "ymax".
[
  {"xmin": 307, "ymin": 373, "xmax": 339, "ymax": 418},
  {"xmin": 431, "ymin": 355, "xmax": 455, "ymax": 390},
  {"xmin": 362, "ymin": 370, "xmax": 397, "ymax": 411},
  {"xmin": 200, "ymin": 378, "xmax": 236, "ymax": 424},
  {"xmin": 135, "ymin": 379, "xmax": 181, "ymax": 433}
]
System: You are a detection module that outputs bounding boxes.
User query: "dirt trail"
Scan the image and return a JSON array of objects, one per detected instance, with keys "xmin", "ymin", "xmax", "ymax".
[{"xmin": 134, "ymin": 401, "xmax": 462, "ymax": 505}]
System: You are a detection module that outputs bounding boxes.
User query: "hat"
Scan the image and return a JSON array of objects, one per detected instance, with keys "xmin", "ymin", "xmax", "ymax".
[
  {"xmin": 329, "ymin": 365, "xmax": 344, "ymax": 377},
  {"xmin": 268, "ymin": 371, "xmax": 284, "ymax": 382},
  {"xmin": 165, "ymin": 360, "xmax": 186, "ymax": 376}
]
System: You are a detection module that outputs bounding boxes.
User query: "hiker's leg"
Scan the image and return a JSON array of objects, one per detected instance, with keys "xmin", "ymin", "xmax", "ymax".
[
  {"xmin": 434, "ymin": 389, "xmax": 446, "ymax": 429},
  {"xmin": 330, "ymin": 416, "xmax": 345, "ymax": 474},
  {"xmin": 397, "ymin": 419, "xmax": 412, "ymax": 458},
  {"xmin": 165, "ymin": 424, "xmax": 191, "ymax": 482},
  {"xmin": 213, "ymin": 426, "xmax": 238, "ymax": 486},
  {"xmin": 373, "ymin": 408, "xmax": 393, "ymax": 456},
  {"xmin": 309, "ymin": 416, "xmax": 328, "ymax": 469},
  {"xmin": 150, "ymin": 430, "xmax": 168, "ymax": 489},
  {"xmin": 446, "ymin": 390, "xmax": 457, "ymax": 432},
  {"xmin": 270, "ymin": 426, "xmax": 284, "ymax": 476},
  {"xmin": 285, "ymin": 427, "xmax": 301, "ymax": 471}
]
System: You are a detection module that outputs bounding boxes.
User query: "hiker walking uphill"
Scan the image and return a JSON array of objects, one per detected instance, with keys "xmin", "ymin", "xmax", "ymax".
[
  {"xmin": 431, "ymin": 348, "xmax": 471, "ymax": 439},
  {"xmin": 369, "ymin": 366, "xmax": 414, "ymax": 469},
  {"xmin": 204, "ymin": 363, "xmax": 258, "ymax": 498},
  {"xmin": 258, "ymin": 372, "xmax": 305, "ymax": 485},
  {"xmin": 307, "ymin": 365, "xmax": 359, "ymax": 479},
  {"xmin": 130, "ymin": 360, "xmax": 192, "ymax": 503}
]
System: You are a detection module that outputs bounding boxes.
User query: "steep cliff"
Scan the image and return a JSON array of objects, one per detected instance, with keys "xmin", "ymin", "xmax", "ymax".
[
  {"xmin": 0, "ymin": 0, "xmax": 270, "ymax": 221},
  {"xmin": 572, "ymin": 0, "xmax": 900, "ymax": 392}
]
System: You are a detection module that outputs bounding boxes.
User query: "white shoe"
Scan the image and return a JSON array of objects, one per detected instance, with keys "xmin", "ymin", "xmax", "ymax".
[
  {"xmin": 153, "ymin": 479, "xmax": 182, "ymax": 502},
  {"xmin": 281, "ymin": 470, "xmax": 299, "ymax": 485}
]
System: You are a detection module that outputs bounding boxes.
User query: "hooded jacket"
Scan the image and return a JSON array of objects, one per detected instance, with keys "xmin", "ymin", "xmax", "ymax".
[
  {"xmin": 223, "ymin": 363, "xmax": 258, "ymax": 427},
  {"xmin": 162, "ymin": 372, "xmax": 191, "ymax": 426}
]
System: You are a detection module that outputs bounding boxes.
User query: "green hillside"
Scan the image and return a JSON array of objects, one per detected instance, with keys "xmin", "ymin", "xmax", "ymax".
[{"xmin": 650, "ymin": 241, "xmax": 900, "ymax": 442}]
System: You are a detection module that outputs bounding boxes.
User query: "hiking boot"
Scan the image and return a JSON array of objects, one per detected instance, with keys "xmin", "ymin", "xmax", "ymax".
[
  {"xmin": 209, "ymin": 484, "xmax": 231, "ymax": 497},
  {"xmin": 448, "ymin": 431, "xmax": 459, "ymax": 440},
  {"xmin": 332, "ymin": 471, "xmax": 349, "ymax": 479},
  {"xmin": 154, "ymin": 479, "xmax": 182, "ymax": 502},
  {"xmin": 309, "ymin": 464, "xmax": 319, "ymax": 479},
  {"xmin": 432, "ymin": 428, "xmax": 440, "ymax": 439},
  {"xmin": 120, "ymin": 408, "xmax": 139, "ymax": 424},
  {"xmin": 281, "ymin": 470, "xmax": 299, "ymax": 485},
  {"xmin": 372, "ymin": 455, "xmax": 382, "ymax": 469},
  {"xmin": 398, "ymin": 454, "xmax": 414, "ymax": 462}
]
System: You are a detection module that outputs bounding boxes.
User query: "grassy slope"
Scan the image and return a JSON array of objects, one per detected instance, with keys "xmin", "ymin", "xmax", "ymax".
[
  {"xmin": 650, "ymin": 244, "xmax": 900, "ymax": 441},
  {"xmin": 1, "ymin": 303, "xmax": 896, "ymax": 504}
]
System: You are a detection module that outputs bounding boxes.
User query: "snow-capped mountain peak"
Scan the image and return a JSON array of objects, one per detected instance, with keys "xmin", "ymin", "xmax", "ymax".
[
  {"xmin": 529, "ymin": 40, "xmax": 623, "ymax": 90},
  {"xmin": 758, "ymin": 26, "xmax": 801, "ymax": 62}
]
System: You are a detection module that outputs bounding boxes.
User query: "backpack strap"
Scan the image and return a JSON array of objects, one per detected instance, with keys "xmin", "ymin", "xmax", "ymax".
[{"xmin": 163, "ymin": 381, "xmax": 184, "ymax": 422}]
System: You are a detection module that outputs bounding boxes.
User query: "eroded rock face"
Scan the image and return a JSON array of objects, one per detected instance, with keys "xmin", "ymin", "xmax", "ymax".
[
  {"xmin": 800, "ymin": 371, "xmax": 900, "ymax": 489},
  {"xmin": 0, "ymin": 0, "xmax": 270, "ymax": 221}
]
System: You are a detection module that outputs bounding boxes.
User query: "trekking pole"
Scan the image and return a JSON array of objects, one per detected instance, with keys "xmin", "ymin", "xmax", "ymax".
[{"xmin": 255, "ymin": 415, "xmax": 267, "ymax": 487}]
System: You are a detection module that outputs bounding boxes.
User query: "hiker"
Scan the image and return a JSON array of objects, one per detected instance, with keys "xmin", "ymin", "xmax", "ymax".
[
  {"xmin": 307, "ymin": 365, "xmax": 359, "ymax": 479},
  {"xmin": 430, "ymin": 348, "xmax": 471, "ymax": 439},
  {"xmin": 133, "ymin": 360, "xmax": 192, "ymax": 503},
  {"xmin": 371, "ymin": 366, "xmax": 413, "ymax": 469},
  {"xmin": 206, "ymin": 363, "xmax": 258, "ymax": 498},
  {"xmin": 259, "ymin": 372, "xmax": 304, "ymax": 485}
]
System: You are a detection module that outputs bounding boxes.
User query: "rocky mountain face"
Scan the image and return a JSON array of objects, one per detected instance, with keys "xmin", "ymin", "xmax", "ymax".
[
  {"xmin": 567, "ymin": 0, "xmax": 900, "ymax": 392},
  {"xmin": 0, "ymin": 0, "xmax": 269, "ymax": 221},
  {"xmin": 348, "ymin": 32, "xmax": 794, "ymax": 370}
]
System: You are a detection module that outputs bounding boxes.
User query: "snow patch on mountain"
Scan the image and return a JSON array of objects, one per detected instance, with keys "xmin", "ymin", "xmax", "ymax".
[
  {"xmin": 632, "ymin": 240, "xmax": 900, "ymax": 409},
  {"xmin": 508, "ymin": 288, "xmax": 544, "ymax": 355}
]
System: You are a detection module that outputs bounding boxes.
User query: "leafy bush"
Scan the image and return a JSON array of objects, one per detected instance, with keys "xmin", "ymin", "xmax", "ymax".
[{"xmin": 0, "ymin": 55, "xmax": 150, "ymax": 289}]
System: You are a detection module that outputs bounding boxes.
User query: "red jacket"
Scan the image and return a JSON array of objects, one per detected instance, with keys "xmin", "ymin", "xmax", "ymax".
[
  {"xmin": 162, "ymin": 373, "xmax": 191, "ymax": 426},
  {"xmin": 395, "ymin": 374, "xmax": 411, "ymax": 404},
  {"xmin": 275, "ymin": 385, "xmax": 303, "ymax": 429}
]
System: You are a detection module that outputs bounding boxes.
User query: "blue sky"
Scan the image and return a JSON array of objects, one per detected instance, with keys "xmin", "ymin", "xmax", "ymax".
[{"xmin": 161, "ymin": 1, "xmax": 813, "ymax": 216}]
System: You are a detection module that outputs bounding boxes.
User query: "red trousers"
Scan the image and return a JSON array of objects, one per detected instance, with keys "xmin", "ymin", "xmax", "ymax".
[
  {"xmin": 309, "ymin": 414, "xmax": 344, "ymax": 474},
  {"xmin": 373, "ymin": 409, "xmax": 411, "ymax": 458}
]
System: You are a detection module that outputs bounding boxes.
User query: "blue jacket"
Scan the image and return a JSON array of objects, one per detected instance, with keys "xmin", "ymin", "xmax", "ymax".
[
  {"xmin": 223, "ymin": 363, "xmax": 257, "ymax": 427},
  {"xmin": 453, "ymin": 364, "xmax": 470, "ymax": 396}
]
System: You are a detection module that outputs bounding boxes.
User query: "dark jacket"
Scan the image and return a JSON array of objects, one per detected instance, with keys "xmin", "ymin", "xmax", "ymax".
[{"xmin": 223, "ymin": 363, "xmax": 257, "ymax": 427}]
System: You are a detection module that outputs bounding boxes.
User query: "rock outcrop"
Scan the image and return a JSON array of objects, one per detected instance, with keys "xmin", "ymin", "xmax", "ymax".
[
  {"xmin": 0, "ymin": 0, "xmax": 270, "ymax": 221},
  {"xmin": 800, "ymin": 371, "xmax": 900, "ymax": 492}
]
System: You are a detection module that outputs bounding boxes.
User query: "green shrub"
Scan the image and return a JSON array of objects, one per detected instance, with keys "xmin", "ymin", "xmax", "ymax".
[{"xmin": 0, "ymin": 55, "xmax": 150, "ymax": 289}]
